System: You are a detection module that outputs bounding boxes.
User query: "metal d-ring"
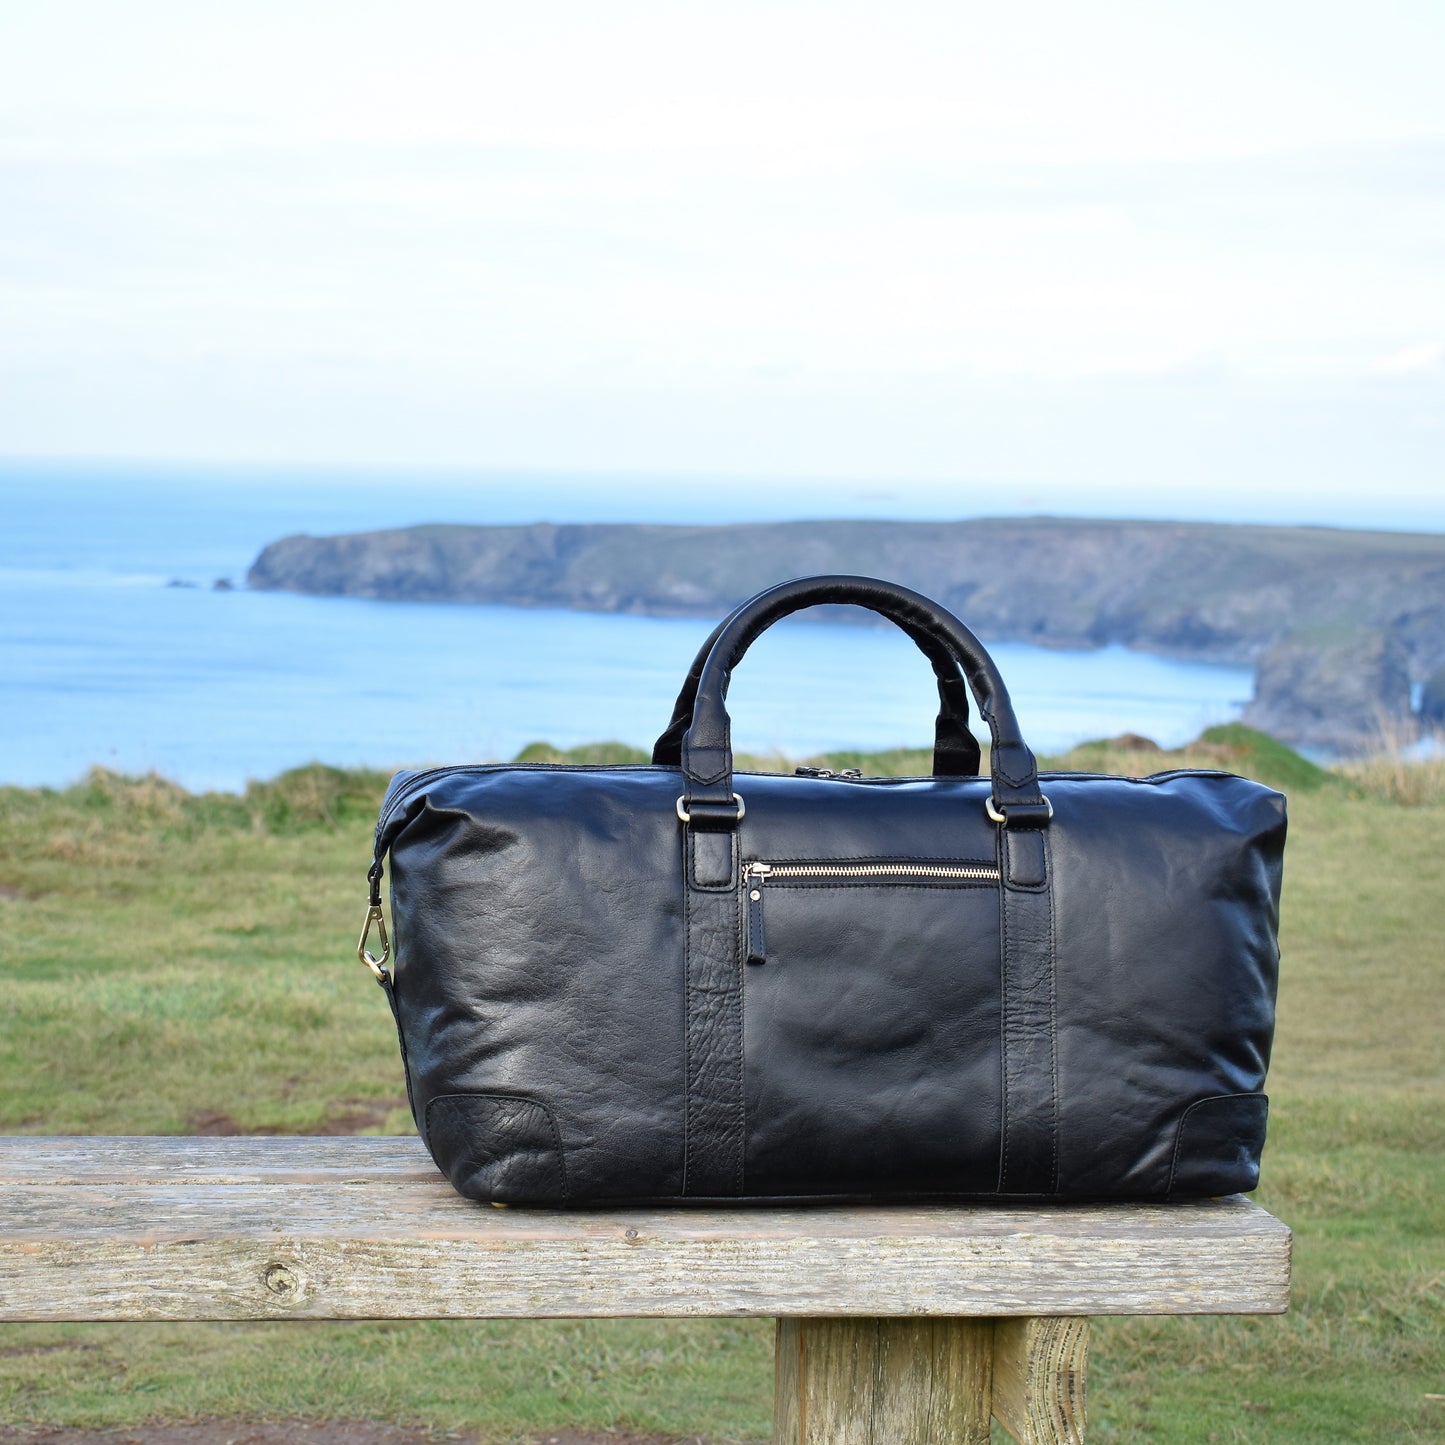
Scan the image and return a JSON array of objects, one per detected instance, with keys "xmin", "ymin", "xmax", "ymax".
[
  {"xmin": 676, "ymin": 793, "xmax": 746, "ymax": 824},
  {"xmin": 986, "ymin": 795, "xmax": 1053, "ymax": 825}
]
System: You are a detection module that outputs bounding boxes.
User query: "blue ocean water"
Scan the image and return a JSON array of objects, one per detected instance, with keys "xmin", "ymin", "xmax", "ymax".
[{"xmin": 1, "ymin": 465, "xmax": 1254, "ymax": 793}]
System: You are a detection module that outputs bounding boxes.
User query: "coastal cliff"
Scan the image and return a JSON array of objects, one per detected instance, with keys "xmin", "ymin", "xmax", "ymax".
[{"xmin": 248, "ymin": 517, "xmax": 1445, "ymax": 753}]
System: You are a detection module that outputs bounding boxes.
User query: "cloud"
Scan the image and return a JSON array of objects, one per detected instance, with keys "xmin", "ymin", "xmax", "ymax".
[
  {"xmin": 1372, "ymin": 341, "xmax": 1445, "ymax": 374},
  {"xmin": 0, "ymin": 1, "xmax": 1443, "ymax": 498}
]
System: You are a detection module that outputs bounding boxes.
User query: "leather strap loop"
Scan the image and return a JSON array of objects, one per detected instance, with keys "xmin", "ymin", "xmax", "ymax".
[
  {"xmin": 998, "ymin": 830, "xmax": 1058, "ymax": 1194},
  {"xmin": 681, "ymin": 853, "xmax": 746, "ymax": 1195},
  {"xmin": 653, "ymin": 588, "xmax": 983, "ymax": 778},
  {"xmin": 678, "ymin": 575, "xmax": 1045, "ymax": 822}
]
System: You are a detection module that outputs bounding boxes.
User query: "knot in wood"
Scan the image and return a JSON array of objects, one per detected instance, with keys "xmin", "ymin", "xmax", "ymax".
[{"xmin": 263, "ymin": 1262, "xmax": 302, "ymax": 1298}]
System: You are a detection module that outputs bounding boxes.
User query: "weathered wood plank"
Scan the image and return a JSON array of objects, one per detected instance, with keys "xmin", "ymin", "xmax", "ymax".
[
  {"xmin": 0, "ymin": 1134, "xmax": 439, "ymax": 1185},
  {"xmin": 774, "ymin": 1318, "xmax": 993, "ymax": 1445},
  {"xmin": 0, "ymin": 1138, "xmax": 1291, "ymax": 1322},
  {"xmin": 992, "ymin": 1317, "xmax": 1088, "ymax": 1444}
]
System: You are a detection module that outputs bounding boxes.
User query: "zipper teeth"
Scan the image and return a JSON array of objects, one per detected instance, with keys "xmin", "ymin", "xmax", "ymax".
[{"xmin": 754, "ymin": 861, "xmax": 999, "ymax": 881}]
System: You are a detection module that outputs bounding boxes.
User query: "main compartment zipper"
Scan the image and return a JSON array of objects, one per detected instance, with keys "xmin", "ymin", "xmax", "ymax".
[{"xmin": 743, "ymin": 859, "xmax": 1000, "ymax": 965}]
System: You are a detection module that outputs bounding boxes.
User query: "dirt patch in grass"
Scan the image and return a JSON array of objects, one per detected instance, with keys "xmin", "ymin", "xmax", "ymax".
[
  {"xmin": 187, "ymin": 1101, "xmax": 407, "ymax": 1137},
  {"xmin": 0, "ymin": 1429, "xmax": 705, "ymax": 1445},
  {"xmin": 0, "ymin": 1428, "xmax": 449, "ymax": 1444},
  {"xmin": 0, "ymin": 1343, "xmax": 99, "ymax": 1361}
]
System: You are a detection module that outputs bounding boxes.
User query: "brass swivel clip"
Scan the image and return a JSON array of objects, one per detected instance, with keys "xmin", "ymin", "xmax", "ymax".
[{"xmin": 357, "ymin": 901, "xmax": 391, "ymax": 982}]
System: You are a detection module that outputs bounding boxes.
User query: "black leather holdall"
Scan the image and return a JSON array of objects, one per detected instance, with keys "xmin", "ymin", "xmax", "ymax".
[{"xmin": 361, "ymin": 575, "xmax": 1285, "ymax": 1206}]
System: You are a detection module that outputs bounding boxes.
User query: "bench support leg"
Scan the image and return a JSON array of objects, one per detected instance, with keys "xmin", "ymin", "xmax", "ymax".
[
  {"xmin": 773, "ymin": 1317, "xmax": 994, "ymax": 1444},
  {"xmin": 991, "ymin": 1317, "xmax": 1089, "ymax": 1445},
  {"xmin": 772, "ymin": 1316, "xmax": 1089, "ymax": 1445}
]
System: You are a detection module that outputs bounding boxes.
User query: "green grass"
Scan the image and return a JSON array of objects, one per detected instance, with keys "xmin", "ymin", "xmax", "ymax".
[
  {"xmin": 0, "ymin": 739, "xmax": 1442, "ymax": 1441},
  {"xmin": 0, "ymin": 1320, "xmax": 771, "ymax": 1439}
]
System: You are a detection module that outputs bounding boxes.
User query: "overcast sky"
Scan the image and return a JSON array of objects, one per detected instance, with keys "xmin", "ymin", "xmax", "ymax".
[{"xmin": 1, "ymin": 1, "xmax": 1442, "ymax": 523}]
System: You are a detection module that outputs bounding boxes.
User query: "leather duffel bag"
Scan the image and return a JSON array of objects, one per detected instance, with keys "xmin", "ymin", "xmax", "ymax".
[{"xmin": 361, "ymin": 575, "xmax": 1285, "ymax": 1205}]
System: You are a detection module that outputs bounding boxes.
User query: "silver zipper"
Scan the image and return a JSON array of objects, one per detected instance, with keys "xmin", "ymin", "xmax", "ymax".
[
  {"xmin": 747, "ymin": 860, "xmax": 999, "ymax": 882},
  {"xmin": 743, "ymin": 858, "xmax": 998, "ymax": 965}
]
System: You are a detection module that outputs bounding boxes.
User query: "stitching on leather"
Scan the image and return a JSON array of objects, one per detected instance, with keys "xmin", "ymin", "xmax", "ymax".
[
  {"xmin": 995, "ymin": 745, "xmax": 1035, "ymax": 789},
  {"xmin": 726, "ymin": 854, "xmax": 744, "ymax": 1193},
  {"xmin": 1045, "ymin": 831, "xmax": 1059, "ymax": 1195},
  {"xmin": 683, "ymin": 764, "xmax": 732, "ymax": 786},
  {"xmin": 382, "ymin": 976, "xmax": 419, "ymax": 1138},
  {"xmin": 1167, "ymin": 1092, "xmax": 1264, "ymax": 1198},
  {"xmin": 688, "ymin": 830, "xmax": 734, "ymax": 892},
  {"xmin": 423, "ymin": 1092, "xmax": 569, "ymax": 1201},
  {"xmin": 997, "ymin": 834, "xmax": 1055, "ymax": 1194},
  {"xmin": 997, "ymin": 845, "xmax": 1011, "ymax": 1193},
  {"xmin": 682, "ymin": 862, "xmax": 695, "ymax": 1196},
  {"xmin": 1002, "ymin": 831, "xmax": 1049, "ymax": 893},
  {"xmin": 1169, "ymin": 1094, "xmax": 1226, "ymax": 1197},
  {"xmin": 683, "ymin": 881, "xmax": 745, "ymax": 1196},
  {"xmin": 733, "ymin": 879, "xmax": 746, "ymax": 1194},
  {"xmin": 532, "ymin": 1094, "xmax": 570, "ymax": 1201}
]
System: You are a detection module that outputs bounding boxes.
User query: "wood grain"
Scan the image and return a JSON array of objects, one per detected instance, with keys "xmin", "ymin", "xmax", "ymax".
[
  {"xmin": 0, "ymin": 1137, "xmax": 1291, "ymax": 1322},
  {"xmin": 774, "ymin": 1318, "xmax": 993, "ymax": 1445},
  {"xmin": 992, "ymin": 1317, "xmax": 1089, "ymax": 1444}
]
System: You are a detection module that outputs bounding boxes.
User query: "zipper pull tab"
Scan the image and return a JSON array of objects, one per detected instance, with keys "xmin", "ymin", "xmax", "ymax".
[
  {"xmin": 794, "ymin": 766, "xmax": 834, "ymax": 778},
  {"xmin": 745, "ymin": 863, "xmax": 770, "ymax": 965}
]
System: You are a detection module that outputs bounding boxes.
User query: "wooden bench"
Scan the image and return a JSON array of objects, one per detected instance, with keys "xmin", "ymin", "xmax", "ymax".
[{"xmin": 0, "ymin": 1136, "xmax": 1291, "ymax": 1444}]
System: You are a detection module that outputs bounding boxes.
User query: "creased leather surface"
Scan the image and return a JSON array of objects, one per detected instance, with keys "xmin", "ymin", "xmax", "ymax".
[
  {"xmin": 683, "ymin": 870, "xmax": 745, "ymax": 1195},
  {"xmin": 379, "ymin": 763, "xmax": 1284, "ymax": 1205},
  {"xmin": 1048, "ymin": 774, "xmax": 1285, "ymax": 1198},
  {"xmin": 425, "ymin": 1093, "xmax": 567, "ymax": 1204}
]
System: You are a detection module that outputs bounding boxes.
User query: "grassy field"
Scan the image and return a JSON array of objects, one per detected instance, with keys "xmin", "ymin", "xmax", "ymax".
[{"xmin": 0, "ymin": 731, "xmax": 1441, "ymax": 1442}]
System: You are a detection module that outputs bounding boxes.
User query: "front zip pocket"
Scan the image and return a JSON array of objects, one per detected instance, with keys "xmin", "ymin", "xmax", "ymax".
[{"xmin": 743, "ymin": 859, "xmax": 1000, "ymax": 965}]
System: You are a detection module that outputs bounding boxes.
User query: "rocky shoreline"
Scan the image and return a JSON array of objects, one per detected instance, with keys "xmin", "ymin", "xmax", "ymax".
[{"xmin": 247, "ymin": 517, "xmax": 1445, "ymax": 754}]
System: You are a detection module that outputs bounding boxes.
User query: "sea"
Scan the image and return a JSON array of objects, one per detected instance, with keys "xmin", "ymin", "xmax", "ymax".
[{"xmin": 2, "ymin": 464, "xmax": 1259, "ymax": 794}]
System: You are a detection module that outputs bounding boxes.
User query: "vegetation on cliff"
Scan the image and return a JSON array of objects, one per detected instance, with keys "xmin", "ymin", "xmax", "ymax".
[{"xmin": 248, "ymin": 517, "xmax": 1445, "ymax": 753}]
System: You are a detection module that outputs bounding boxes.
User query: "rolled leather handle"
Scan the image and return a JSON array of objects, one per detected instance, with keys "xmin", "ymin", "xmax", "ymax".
[
  {"xmin": 652, "ymin": 585, "xmax": 983, "ymax": 777},
  {"xmin": 679, "ymin": 575, "xmax": 1048, "ymax": 825}
]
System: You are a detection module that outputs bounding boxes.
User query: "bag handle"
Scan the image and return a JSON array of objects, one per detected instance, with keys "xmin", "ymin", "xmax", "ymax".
[
  {"xmin": 652, "ymin": 587, "xmax": 983, "ymax": 777},
  {"xmin": 678, "ymin": 575, "xmax": 1049, "ymax": 828}
]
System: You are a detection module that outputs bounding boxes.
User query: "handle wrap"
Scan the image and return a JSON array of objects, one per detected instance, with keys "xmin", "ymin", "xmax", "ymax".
[
  {"xmin": 652, "ymin": 583, "xmax": 982, "ymax": 777},
  {"xmin": 677, "ymin": 575, "xmax": 1046, "ymax": 825}
]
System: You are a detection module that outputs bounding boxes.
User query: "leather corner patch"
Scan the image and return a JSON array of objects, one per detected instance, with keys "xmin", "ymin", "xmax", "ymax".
[
  {"xmin": 1168, "ymin": 1092, "xmax": 1269, "ymax": 1199},
  {"xmin": 423, "ymin": 1093, "xmax": 568, "ymax": 1204}
]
